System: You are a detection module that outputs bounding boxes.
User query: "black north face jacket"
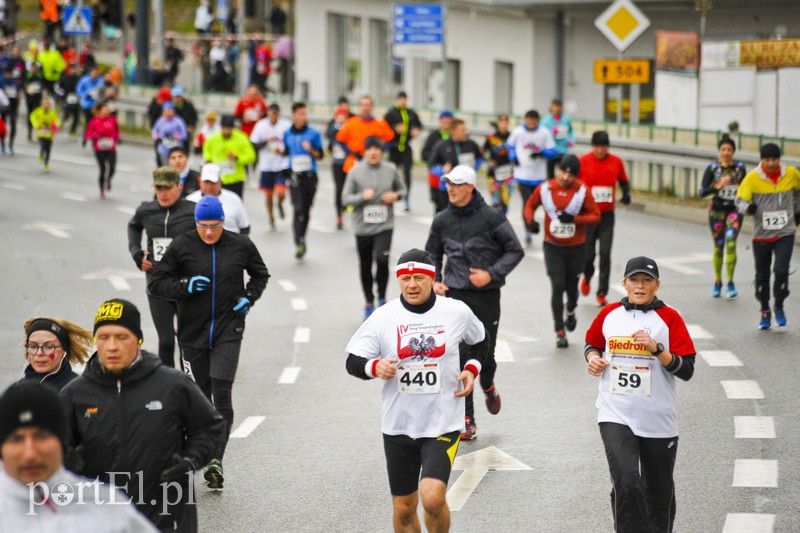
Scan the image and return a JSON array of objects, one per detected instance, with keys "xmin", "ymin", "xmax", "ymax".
[{"xmin": 61, "ymin": 350, "xmax": 225, "ymax": 531}]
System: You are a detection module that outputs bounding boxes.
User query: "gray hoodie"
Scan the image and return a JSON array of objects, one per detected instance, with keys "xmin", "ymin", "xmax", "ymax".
[{"xmin": 342, "ymin": 160, "xmax": 406, "ymax": 236}]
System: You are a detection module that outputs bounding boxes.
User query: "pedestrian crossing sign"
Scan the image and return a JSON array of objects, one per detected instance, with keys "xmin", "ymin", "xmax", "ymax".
[{"xmin": 63, "ymin": 6, "xmax": 92, "ymax": 36}]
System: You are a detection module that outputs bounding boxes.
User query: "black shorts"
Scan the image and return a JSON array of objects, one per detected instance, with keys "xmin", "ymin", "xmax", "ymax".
[
  {"xmin": 383, "ymin": 431, "xmax": 460, "ymax": 496},
  {"xmin": 180, "ymin": 340, "xmax": 242, "ymax": 384}
]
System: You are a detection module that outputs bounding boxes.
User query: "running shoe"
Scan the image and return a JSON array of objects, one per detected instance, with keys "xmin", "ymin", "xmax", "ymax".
[
  {"xmin": 596, "ymin": 292, "xmax": 608, "ymax": 307},
  {"xmin": 269, "ymin": 219, "xmax": 276, "ymax": 231},
  {"xmin": 461, "ymin": 416, "xmax": 477, "ymax": 441},
  {"xmin": 712, "ymin": 281, "xmax": 722, "ymax": 298},
  {"xmin": 38, "ymin": 154, "xmax": 43, "ymax": 163},
  {"xmin": 484, "ymin": 384, "xmax": 501, "ymax": 415},
  {"xmin": 775, "ymin": 309, "xmax": 787, "ymax": 327},
  {"xmin": 336, "ymin": 215, "xmax": 343, "ymax": 230},
  {"xmin": 565, "ymin": 312, "xmax": 577, "ymax": 332},
  {"xmin": 580, "ymin": 276, "xmax": 591, "ymax": 296},
  {"xmin": 204, "ymin": 459, "xmax": 224, "ymax": 490},
  {"xmin": 295, "ymin": 242, "xmax": 306, "ymax": 259},
  {"xmin": 99, "ymin": 189, "xmax": 105, "ymax": 199},
  {"xmin": 556, "ymin": 330, "xmax": 568, "ymax": 348},
  {"xmin": 44, "ymin": 164, "xmax": 49, "ymax": 172},
  {"xmin": 364, "ymin": 303, "xmax": 375, "ymax": 320},
  {"xmin": 758, "ymin": 310, "xmax": 771, "ymax": 330},
  {"xmin": 727, "ymin": 282, "xmax": 738, "ymax": 298},
  {"xmin": 8, "ymin": 145, "xmax": 13, "ymax": 154}
]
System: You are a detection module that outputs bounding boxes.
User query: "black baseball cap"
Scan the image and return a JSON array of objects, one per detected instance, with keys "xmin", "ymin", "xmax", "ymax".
[
  {"xmin": 624, "ymin": 256, "xmax": 659, "ymax": 279},
  {"xmin": 364, "ymin": 135, "xmax": 384, "ymax": 151}
]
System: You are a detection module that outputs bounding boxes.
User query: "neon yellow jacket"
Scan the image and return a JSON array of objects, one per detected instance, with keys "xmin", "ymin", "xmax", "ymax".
[
  {"xmin": 37, "ymin": 49, "xmax": 66, "ymax": 82},
  {"xmin": 30, "ymin": 107, "xmax": 60, "ymax": 140},
  {"xmin": 202, "ymin": 129, "xmax": 257, "ymax": 185}
]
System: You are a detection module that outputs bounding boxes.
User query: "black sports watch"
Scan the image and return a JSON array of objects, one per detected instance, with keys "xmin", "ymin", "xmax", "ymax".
[{"xmin": 651, "ymin": 343, "xmax": 665, "ymax": 356}]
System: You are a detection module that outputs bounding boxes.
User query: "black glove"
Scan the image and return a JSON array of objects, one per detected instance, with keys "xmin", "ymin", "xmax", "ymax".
[
  {"xmin": 133, "ymin": 251, "xmax": 144, "ymax": 270},
  {"xmin": 558, "ymin": 212, "xmax": 575, "ymax": 223},
  {"xmin": 746, "ymin": 203, "xmax": 758, "ymax": 215},
  {"xmin": 529, "ymin": 152, "xmax": 543, "ymax": 160},
  {"xmin": 620, "ymin": 193, "xmax": 631, "ymax": 205},
  {"xmin": 526, "ymin": 220, "xmax": 540, "ymax": 234},
  {"xmin": 160, "ymin": 455, "xmax": 197, "ymax": 483}
]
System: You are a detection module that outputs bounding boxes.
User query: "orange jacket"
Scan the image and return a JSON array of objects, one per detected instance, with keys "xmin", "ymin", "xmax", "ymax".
[
  {"xmin": 335, "ymin": 116, "xmax": 395, "ymax": 173},
  {"xmin": 41, "ymin": 0, "xmax": 58, "ymax": 22}
]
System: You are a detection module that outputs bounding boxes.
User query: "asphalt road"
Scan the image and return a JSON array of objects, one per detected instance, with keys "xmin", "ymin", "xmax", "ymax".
[{"xmin": 1, "ymin": 134, "xmax": 798, "ymax": 533}]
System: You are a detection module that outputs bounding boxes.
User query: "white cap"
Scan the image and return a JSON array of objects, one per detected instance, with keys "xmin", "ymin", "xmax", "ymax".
[
  {"xmin": 442, "ymin": 165, "xmax": 477, "ymax": 186},
  {"xmin": 200, "ymin": 163, "xmax": 221, "ymax": 183}
]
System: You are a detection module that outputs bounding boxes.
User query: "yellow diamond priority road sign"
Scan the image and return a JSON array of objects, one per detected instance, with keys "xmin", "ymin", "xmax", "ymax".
[{"xmin": 594, "ymin": 0, "xmax": 651, "ymax": 53}]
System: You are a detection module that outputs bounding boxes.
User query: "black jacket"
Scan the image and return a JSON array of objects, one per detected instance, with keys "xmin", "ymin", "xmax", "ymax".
[
  {"xmin": 428, "ymin": 138, "xmax": 483, "ymax": 170},
  {"xmin": 383, "ymin": 105, "xmax": 422, "ymax": 153},
  {"xmin": 148, "ymin": 230, "xmax": 270, "ymax": 348},
  {"xmin": 181, "ymin": 169, "xmax": 201, "ymax": 197},
  {"xmin": 422, "ymin": 129, "xmax": 448, "ymax": 164},
  {"xmin": 174, "ymin": 99, "xmax": 198, "ymax": 130},
  {"xmin": 60, "ymin": 350, "xmax": 225, "ymax": 530},
  {"xmin": 127, "ymin": 198, "xmax": 197, "ymax": 278},
  {"xmin": 426, "ymin": 192, "xmax": 524, "ymax": 291},
  {"xmin": 20, "ymin": 360, "xmax": 79, "ymax": 391}
]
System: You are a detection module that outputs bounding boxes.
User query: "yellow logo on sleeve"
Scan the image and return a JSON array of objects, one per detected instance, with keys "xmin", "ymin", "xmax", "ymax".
[{"xmin": 607, "ymin": 336, "xmax": 651, "ymax": 356}]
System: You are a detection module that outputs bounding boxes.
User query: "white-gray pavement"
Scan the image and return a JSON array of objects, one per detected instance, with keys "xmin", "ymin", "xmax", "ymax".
[{"xmin": 2, "ymin": 135, "xmax": 800, "ymax": 532}]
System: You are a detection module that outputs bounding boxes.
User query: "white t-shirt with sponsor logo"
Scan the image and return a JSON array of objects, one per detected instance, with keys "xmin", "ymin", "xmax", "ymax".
[
  {"xmin": 250, "ymin": 117, "xmax": 291, "ymax": 172},
  {"xmin": 585, "ymin": 302, "xmax": 695, "ymax": 438},
  {"xmin": 345, "ymin": 297, "xmax": 485, "ymax": 438}
]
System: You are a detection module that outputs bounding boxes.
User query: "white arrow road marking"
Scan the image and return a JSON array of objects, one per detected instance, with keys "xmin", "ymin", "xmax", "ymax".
[
  {"xmin": 655, "ymin": 252, "xmax": 707, "ymax": 275},
  {"xmin": 116, "ymin": 205, "xmax": 137, "ymax": 215},
  {"xmin": 277, "ymin": 279, "xmax": 298, "ymax": 292},
  {"xmin": 732, "ymin": 459, "xmax": 778, "ymax": 487},
  {"xmin": 291, "ymin": 298, "xmax": 308, "ymax": 311},
  {"xmin": 721, "ymin": 380, "xmax": 764, "ymax": 399},
  {"xmin": 699, "ymin": 350, "xmax": 742, "ymax": 367},
  {"xmin": 496, "ymin": 331, "xmax": 537, "ymax": 343},
  {"xmin": 278, "ymin": 366, "xmax": 302, "ymax": 384},
  {"xmin": 412, "ymin": 216, "xmax": 434, "ymax": 226},
  {"xmin": 229, "ymin": 416, "xmax": 266, "ymax": 438},
  {"xmin": 494, "ymin": 340, "xmax": 514, "ymax": 362},
  {"xmin": 22, "ymin": 222, "xmax": 74, "ymax": 239},
  {"xmin": 525, "ymin": 250, "xmax": 544, "ymax": 261},
  {"xmin": 447, "ymin": 446, "xmax": 532, "ymax": 511},
  {"xmin": 60, "ymin": 192, "xmax": 87, "ymax": 202},
  {"xmin": 82, "ymin": 268, "xmax": 145, "ymax": 291},
  {"xmin": 293, "ymin": 327, "xmax": 310, "ymax": 343},
  {"xmin": 2, "ymin": 182, "xmax": 26, "ymax": 190},
  {"xmin": 723, "ymin": 513, "xmax": 775, "ymax": 533},
  {"xmin": 734, "ymin": 417, "xmax": 776, "ymax": 439}
]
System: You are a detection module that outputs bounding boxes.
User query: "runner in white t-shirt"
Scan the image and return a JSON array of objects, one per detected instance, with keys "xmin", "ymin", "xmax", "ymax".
[
  {"xmin": 250, "ymin": 104, "xmax": 291, "ymax": 230},
  {"xmin": 584, "ymin": 256, "xmax": 696, "ymax": 533},
  {"xmin": 345, "ymin": 248, "xmax": 486, "ymax": 533}
]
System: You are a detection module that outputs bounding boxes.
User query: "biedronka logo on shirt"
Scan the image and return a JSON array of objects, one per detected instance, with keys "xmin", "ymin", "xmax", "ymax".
[{"xmin": 607, "ymin": 336, "xmax": 651, "ymax": 357}]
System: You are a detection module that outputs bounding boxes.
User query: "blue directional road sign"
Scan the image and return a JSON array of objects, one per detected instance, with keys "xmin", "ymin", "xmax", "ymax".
[
  {"xmin": 63, "ymin": 6, "xmax": 92, "ymax": 36},
  {"xmin": 393, "ymin": 4, "xmax": 444, "ymax": 45}
]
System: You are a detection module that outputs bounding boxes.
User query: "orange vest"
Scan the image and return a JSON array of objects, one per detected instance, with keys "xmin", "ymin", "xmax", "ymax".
[{"xmin": 41, "ymin": 0, "xmax": 58, "ymax": 22}]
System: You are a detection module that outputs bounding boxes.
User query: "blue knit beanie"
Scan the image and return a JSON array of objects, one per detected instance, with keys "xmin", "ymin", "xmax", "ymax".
[{"xmin": 195, "ymin": 195, "xmax": 225, "ymax": 221}]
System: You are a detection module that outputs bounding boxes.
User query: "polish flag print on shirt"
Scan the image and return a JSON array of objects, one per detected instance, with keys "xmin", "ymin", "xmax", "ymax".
[{"xmin": 397, "ymin": 325, "xmax": 446, "ymax": 360}]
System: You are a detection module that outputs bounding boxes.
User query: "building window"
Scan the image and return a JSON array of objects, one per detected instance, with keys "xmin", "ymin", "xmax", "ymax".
[
  {"xmin": 369, "ymin": 18, "xmax": 402, "ymax": 105},
  {"xmin": 494, "ymin": 61, "xmax": 513, "ymax": 114},
  {"xmin": 328, "ymin": 13, "xmax": 362, "ymax": 102},
  {"xmin": 426, "ymin": 59, "xmax": 460, "ymax": 110}
]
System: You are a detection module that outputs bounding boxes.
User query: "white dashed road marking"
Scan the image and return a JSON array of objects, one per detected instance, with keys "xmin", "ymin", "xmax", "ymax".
[
  {"xmin": 732, "ymin": 459, "xmax": 778, "ymax": 487},
  {"xmin": 60, "ymin": 192, "xmax": 88, "ymax": 202},
  {"xmin": 277, "ymin": 279, "xmax": 298, "ymax": 292},
  {"xmin": 1, "ymin": 182, "xmax": 26, "ymax": 190},
  {"xmin": 721, "ymin": 380, "xmax": 764, "ymax": 399},
  {"xmin": 277, "ymin": 367, "xmax": 302, "ymax": 384},
  {"xmin": 229, "ymin": 416, "xmax": 266, "ymax": 439},
  {"xmin": 734, "ymin": 417, "xmax": 776, "ymax": 439},
  {"xmin": 699, "ymin": 350, "xmax": 742, "ymax": 367},
  {"xmin": 686, "ymin": 324, "xmax": 714, "ymax": 339},
  {"xmin": 722, "ymin": 513, "xmax": 775, "ymax": 533},
  {"xmin": 291, "ymin": 298, "xmax": 308, "ymax": 311},
  {"xmin": 116, "ymin": 205, "xmax": 137, "ymax": 215},
  {"xmin": 293, "ymin": 327, "xmax": 310, "ymax": 343}
]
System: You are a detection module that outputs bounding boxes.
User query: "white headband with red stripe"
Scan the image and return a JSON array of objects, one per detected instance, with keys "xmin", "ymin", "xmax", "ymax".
[{"xmin": 395, "ymin": 261, "xmax": 436, "ymax": 278}]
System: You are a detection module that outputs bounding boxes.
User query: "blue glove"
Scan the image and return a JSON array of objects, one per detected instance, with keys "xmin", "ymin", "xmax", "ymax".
[
  {"xmin": 187, "ymin": 275, "xmax": 210, "ymax": 294},
  {"xmin": 233, "ymin": 297, "xmax": 251, "ymax": 315}
]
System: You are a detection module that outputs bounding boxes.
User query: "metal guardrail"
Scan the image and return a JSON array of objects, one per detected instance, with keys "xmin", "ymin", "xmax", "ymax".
[{"xmin": 116, "ymin": 86, "xmax": 800, "ymax": 200}]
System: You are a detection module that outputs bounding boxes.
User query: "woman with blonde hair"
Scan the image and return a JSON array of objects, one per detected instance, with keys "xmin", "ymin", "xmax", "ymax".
[{"xmin": 19, "ymin": 316, "xmax": 93, "ymax": 391}]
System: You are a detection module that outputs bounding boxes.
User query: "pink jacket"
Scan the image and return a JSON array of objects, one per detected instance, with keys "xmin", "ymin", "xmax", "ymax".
[{"xmin": 86, "ymin": 115, "xmax": 120, "ymax": 152}]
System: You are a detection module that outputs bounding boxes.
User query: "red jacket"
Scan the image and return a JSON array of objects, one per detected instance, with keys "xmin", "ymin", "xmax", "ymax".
[
  {"xmin": 86, "ymin": 115, "xmax": 120, "ymax": 152},
  {"xmin": 578, "ymin": 152, "xmax": 628, "ymax": 213},
  {"xmin": 524, "ymin": 178, "xmax": 600, "ymax": 247}
]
